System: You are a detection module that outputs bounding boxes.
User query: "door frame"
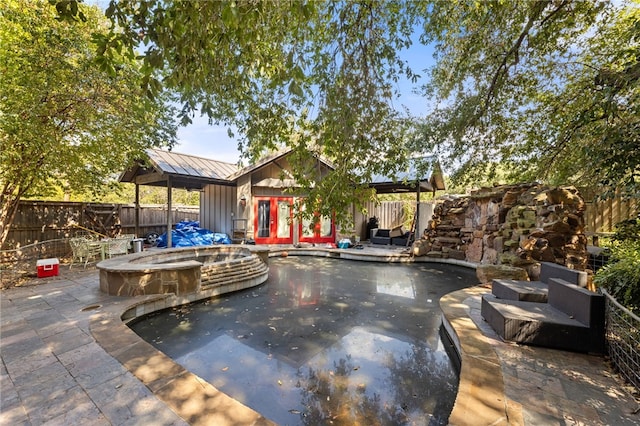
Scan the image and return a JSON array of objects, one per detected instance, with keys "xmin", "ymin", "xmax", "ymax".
[
  {"xmin": 298, "ymin": 212, "xmax": 336, "ymax": 244},
  {"xmin": 253, "ymin": 196, "xmax": 294, "ymax": 244}
]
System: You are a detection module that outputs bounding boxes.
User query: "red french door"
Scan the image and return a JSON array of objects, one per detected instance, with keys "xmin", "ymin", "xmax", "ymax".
[
  {"xmin": 299, "ymin": 212, "xmax": 335, "ymax": 244},
  {"xmin": 253, "ymin": 197, "xmax": 293, "ymax": 244}
]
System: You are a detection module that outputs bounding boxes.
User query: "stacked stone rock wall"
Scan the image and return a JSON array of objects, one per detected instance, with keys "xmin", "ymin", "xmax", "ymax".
[{"xmin": 413, "ymin": 183, "xmax": 588, "ymax": 279}]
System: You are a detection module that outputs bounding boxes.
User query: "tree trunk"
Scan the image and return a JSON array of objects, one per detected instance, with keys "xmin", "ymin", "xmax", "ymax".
[{"xmin": 0, "ymin": 186, "xmax": 23, "ymax": 249}]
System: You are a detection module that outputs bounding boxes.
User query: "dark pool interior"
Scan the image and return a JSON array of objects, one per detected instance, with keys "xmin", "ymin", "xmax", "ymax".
[{"xmin": 130, "ymin": 257, "xmax": 476, "ymax": 425}]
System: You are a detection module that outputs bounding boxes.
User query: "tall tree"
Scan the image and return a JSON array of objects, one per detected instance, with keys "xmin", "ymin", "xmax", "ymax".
[
  {"xmin": 416, "ymin": 0, "xmax": 639, "ymax": 198},
  {"xmin": 55, "ymin": 0, "xmax": 637, "ymax": 215},
  {"xmin": 0, "ymin": 0, "xmax": 178, "ymax": 247},
  {"xmin": 58, "ymin": 0, "xmax": 423, "ymax": 226}
]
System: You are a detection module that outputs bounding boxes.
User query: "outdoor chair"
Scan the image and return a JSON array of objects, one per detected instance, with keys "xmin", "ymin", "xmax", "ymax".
[
  {"xmin": 69, "ymin": 237, "xmax": 103, "ymax": 269},
  {"xmin": 117, "ymin": 234, "xmax": 136, "ymax": 250},
  {"xmin": 106, "ymin": 236, "xmax": 131, "ymax": 258}
]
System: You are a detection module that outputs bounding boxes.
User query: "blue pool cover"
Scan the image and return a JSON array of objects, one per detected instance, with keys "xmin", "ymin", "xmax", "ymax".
[{"xmin": 157, "ymin": 220, "xmax": 232, "ymax": 247}]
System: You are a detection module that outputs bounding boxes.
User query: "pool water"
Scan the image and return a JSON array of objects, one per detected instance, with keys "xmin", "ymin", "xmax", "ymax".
[{"xmin": 130, "ymin": 257, "xmax": 476, "ymax": 425}]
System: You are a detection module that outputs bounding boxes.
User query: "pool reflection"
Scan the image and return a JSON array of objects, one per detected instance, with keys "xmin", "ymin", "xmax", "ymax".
[{"xmin": 130, "ymin": 257, "xmax": 476, "ymax": 425}]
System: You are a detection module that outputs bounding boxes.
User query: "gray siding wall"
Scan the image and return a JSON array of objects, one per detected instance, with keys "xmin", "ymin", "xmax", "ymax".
[{"xmin": 201, "ymin": 184, "xmax": 236, "ymax": 235}]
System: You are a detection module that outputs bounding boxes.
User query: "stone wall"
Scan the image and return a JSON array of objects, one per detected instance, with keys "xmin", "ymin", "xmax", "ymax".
[{"xmin": 413, "ymin": 183, "xmax": 588, "ymax": 279}]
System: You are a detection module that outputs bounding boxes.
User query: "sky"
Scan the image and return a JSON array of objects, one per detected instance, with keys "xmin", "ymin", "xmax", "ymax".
[{"xmin": 173, "ymin": 40, "xmax": 435, "ymax": 164}]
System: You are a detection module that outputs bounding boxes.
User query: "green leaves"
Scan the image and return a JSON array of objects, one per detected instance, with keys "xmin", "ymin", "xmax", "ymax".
[
  {"xmin": 594, "ymin": 238, "xmax": 640, "ymax": 313},
  {"xmin": 41, "ymin": 0, "xmax": 638, "ymax": 216},
  {"xmin": 1, "ymin": 0, "xmax": 177, "ymax": 245},
  {"xmin": 50, "ymin": 0, "xmax": 86, "ymax": 22},
  {"xmin": 420, "ymin": 0, "xmax": 639, "ymax": 198}
]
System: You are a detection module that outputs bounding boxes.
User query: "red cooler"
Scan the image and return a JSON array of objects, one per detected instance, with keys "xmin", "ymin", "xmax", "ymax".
[{"xmin": 37, "ymin": 258, "xmax": 60, "ymax": 278}]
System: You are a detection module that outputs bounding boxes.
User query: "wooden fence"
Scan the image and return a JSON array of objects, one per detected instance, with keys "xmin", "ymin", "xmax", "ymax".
[
  {"xmin": 3, "ymin": 193, "xmax": 636, "ymax": 249},
  {"xmin": 354, "ymin": 200, "xmax": 437, "ymax": 239},
  {"xmin": 583, "ymin": 194, "xmax": 639, "ymax": 234},
  {"xmin": 3, "ymin": 200, "xmax": 199, "ymax": 250}
]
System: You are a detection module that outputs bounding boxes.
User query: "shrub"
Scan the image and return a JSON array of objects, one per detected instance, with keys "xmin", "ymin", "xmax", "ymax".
[
  {"xmin": 612, "ymin": 218, "xmax": 640, "ymax": 243},
  {"xmin": 594, "ymin": 239, "xmax": 640, "ymax": 313}
]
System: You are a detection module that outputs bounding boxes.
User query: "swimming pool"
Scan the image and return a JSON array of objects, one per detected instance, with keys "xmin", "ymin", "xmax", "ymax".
[{"xmin": 130, "ymin": 257, "xmax": 476, "ymax": 425}]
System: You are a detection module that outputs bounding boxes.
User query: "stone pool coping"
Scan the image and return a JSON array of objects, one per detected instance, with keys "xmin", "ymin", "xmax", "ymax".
[
  {"xmin": 440, "ymin": 287, "xmax": 520, "ymax": 425},
  {"xmin": 90, "ymin": 245, "xmax": 513, "ymax": 425},
  {"xmin": 97, "ymin": 245, "xmax": 270, "ymax": 296}
]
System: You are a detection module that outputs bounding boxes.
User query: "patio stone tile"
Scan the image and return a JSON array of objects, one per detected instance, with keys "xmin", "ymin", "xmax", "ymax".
[
  {"xmin": 43, "ymin": 327, "xmax": 93, "ymax": 356},
  {"xmin": 16, "ymin": 371, "xmax": 77, "ymax": 404},
  {"xmin": 8, "ymin": 295, "xmax": 48, "ymax": 307},
  {"xmin": 71, "ymin": 357, "xmax": 127, "ymax": 390},
  {"xmin": 117, "ymin": 395, "xmax": 188, "ymax": 426},
  {"xmin": 50, "ymin": 301, "xmax": 87, "ymax": 317},
  {"xmin": 522, "ymin": 407, "xmax": 564, "ymax": 426},
  {"xmin": 85, "ymin": 372, "xmax": 152, "ymax": 406},
  {"xmin": 85, "ymin": 374, "xmax": 159, "ymax": 425},
  {"xmin": 0, "ymin": 373, "xmax": 20, "ymax": 407},
  {"xmin": 34, "ymin": 322, "xmax": 71, "ymax": 339},
  {"xmin": 25, "ymin": 310, "xmax": 65, "ymax": 330},
  {"xmin": 0, "ymin": 400, "xmax": 30, "ymax": 426},
  {"xmin": 17, "ymin": 374, "xmax": 79, "ymax": 409},
  {"xmin": 6, "ymin": 353, "xmax": 60, "ymax": 384},
  {"xmin": 26, "ymin": 385, "xmax": 93, "ymax": 425},
  {"xmin": 95, "ymin": 399, "xmax": 138, "ymax": 425},
  {"xmin": 41, "ymin": 292, "xmax": 78, "ymax": 307},
  {"xmin": 545, "ymin": 393, "xmax": 601, "ymax": 418},
  {"xmin": 91, "ymin": 320, "xmax": 143, "ymax": 353},
  {"xmin": 19, "ymin": 305, "xmax": 55, "ymax": 320},
  {"xmin": 0, "ymin": 314, "xmax": 29, "ymax": 330},
  {"xmin": 2, "ymin": 337, "xmax": 50, "ymax": 363},
  {"xmin": 0, "ymin": 327, "xmax": 39, "ymax": 348},
  {"xmin": 56, "ymin": 342, "xmax": 106, "ymax": 369},
  {"xmin": 110, "ymin": 341, "xmax": 184, "ymax": 391},
  {"xmin": 42, "ymin": 401, "xmax": 110, "ymax": 426},
  {"xmin": 153, "ymin": 371, "xmax": 266, "ymax": 426}
]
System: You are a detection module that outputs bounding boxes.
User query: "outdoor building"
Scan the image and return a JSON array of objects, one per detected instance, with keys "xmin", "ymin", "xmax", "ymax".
[{"xmin": 120, "ymin": 148, "xmax": 444, "ymax": 245}]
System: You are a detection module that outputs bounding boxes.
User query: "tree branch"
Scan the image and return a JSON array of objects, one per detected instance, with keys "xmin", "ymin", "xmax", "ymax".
[{"xmin": 482, "ymin": 0, "xmax": 570, "ymax": 115}]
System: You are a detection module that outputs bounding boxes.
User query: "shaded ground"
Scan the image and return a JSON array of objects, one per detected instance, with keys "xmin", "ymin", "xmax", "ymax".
[{"xmin": 130, "ymin": 257, "xmax": 477, "ymax": 425}]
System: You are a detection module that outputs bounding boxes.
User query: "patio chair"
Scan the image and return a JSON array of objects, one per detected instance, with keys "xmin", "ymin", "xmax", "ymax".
[
  {"xmin": 117, "ymin": 234, "xmax": 136, "ymax": 250},
  {"xmin": 106, "ymin": 237, "xmax": 131, "ymax": 258},
  {"xmin": 69, "ymin": 237, "xmax": 103, "ymax": 269}
]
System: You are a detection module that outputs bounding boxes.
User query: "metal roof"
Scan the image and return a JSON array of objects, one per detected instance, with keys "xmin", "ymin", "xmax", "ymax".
[
  {"xmin": 369, "ymin": 155, "xmax": 445, "ymax": 193},
  {"xmin": 119, "ymin": 149, "xmax": 239, "ymax": 190},
  {"xmin": 148, "ymin": 148, "xmax": 238, "ymax": 180}
]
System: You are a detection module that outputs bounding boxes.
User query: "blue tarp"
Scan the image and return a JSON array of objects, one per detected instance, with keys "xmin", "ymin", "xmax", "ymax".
[{"xmin": 157, "ymin": 220, "xmax": 232, "ymax": 247}]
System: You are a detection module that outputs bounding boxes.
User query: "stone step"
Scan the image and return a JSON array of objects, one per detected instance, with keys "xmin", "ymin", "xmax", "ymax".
[
  {"xmin": 480, "ymin": 294, "xmax": 600, "ymax": 353},
  {"xmin": 202, "ymin": 270, "xmax": 268, "ymax": 288},
  {"xmin": 201, "ymin": 258, "xmax": 268, "ymax": 287},
  {"xmin": 491, "ymin": 279, "xmax": 548, "ymax": 303},
  {"xmin": 202, "ymin": 261, "xmax": 266, "ymax": 275}
]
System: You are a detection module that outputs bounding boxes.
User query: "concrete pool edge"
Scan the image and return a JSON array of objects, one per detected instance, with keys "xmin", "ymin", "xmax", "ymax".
[
  {"xmin": 440, "ymin": 287, "xmax": 523, "ymax": 426},
  {"xmin": 90, "ymin": 247, "xmax": 504, "ymax": 425},
  {"xmin": 90, "ymin": 275, "xmax": 275, "ymax": 425}
]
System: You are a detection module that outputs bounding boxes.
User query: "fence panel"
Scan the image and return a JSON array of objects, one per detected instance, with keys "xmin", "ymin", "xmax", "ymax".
[
  {"xmin": 0, "ymin": 239, "xmax": 70, "ymax": 288},
  {"xmin": 3, "ymin": 201, "xmax": 199, "ymax": 250},
  {"xmin": 356, "ymin": 200, "xmax": 438, "ymax": 239},
  {"xmin": 116, "ymin": 205, "xmax": 199, "ymax": 237},
  {"xmin": 361, "ymin": 201, "xmax": 408, "ymax": 229},
  {"xmin": 583, "ymin": 192, "xmax": 638, "ymax": 234},
  {"xmin": 601, "ymin": 289, "xmax": 640, "ymax": 394}
]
